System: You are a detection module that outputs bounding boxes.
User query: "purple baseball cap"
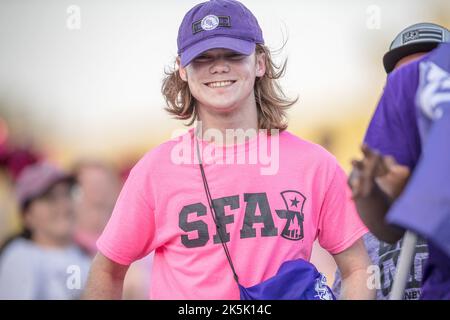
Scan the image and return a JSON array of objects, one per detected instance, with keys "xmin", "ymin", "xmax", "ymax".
[
  {"xmin": 15, "ymin": 162, "xmax": 74, "ymax": 209},
  {"xmin": 177, "ymin": 0, "xmax": 264, "ymax": 67}
]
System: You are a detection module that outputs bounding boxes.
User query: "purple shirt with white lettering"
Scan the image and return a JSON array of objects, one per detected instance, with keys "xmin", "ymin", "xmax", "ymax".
[{"xmin": 364, "ymin": 43, "xmax": 450, "ymax": 300}]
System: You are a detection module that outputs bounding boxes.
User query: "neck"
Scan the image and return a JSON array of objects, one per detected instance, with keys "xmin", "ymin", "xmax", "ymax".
[
  {"xmin": 196, "ymin": 97, "xmax": 259, "ymax": 145},
  {"xmin": 32, "ymin": 232, "xmax": 70, "ymax": 249}
]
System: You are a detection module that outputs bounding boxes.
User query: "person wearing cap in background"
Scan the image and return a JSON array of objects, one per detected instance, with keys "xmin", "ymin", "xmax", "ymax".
[
  {"xmin": 83, "ymin": 0, "xmax": 374, "ymax": 300},
  {"xmin": 346, "ymin": 20, "xmax": 450, "ymax": 300},
  {"xmin": 333, "ymin": 22, "xmax": 449, "ymax": 300},
  {"xmin": 71, "ymin": 159, "xmax": 152, "ymax": 299},
  {"xmin": 0, "ymin": 162, "xmax": 91, "ymax": 299},
  {"xmin": 72, "ymin": 160, "xmax": 121, "ymax": 257}
]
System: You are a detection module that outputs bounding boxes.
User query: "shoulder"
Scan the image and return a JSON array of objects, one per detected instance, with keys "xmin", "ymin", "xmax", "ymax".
[
  {"xmin": 280, "ymin": 130, "xmax": 338, "ymax": 166},
  {"xmin": 279, "ymin": 130, "xmax": 340, "ymax": 183},
  {"xmin": 65, "ymin": 246, "xmax": 92, "ymax": 270},
  {"xmin": 386, "ymin": 54, "xmax": 430, "ymax": 95},
  {"xmin": 428, "ymin": 42, "xmax": 450, "ymax": 71},
  {"xmin": 67, "ymin": 245, "xmax": 91, "ymax": 260},
  {"xmin": 129, "ymin": 130, "xmax": 193, "ymax": 176},
  {"xmin": 0, "ymin": 238, "xmax": 35, "ymax": 266}
]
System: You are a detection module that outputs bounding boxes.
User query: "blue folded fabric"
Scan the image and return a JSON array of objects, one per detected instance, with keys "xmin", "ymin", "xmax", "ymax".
[{"xmin": 239, "ymin": 259, "xmax": 336, "ymax": 300}]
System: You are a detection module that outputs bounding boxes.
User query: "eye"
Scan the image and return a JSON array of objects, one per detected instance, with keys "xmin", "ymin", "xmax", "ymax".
[
  {"xmin": 193, "ymin": 55, "xmax": 212, "ymax": 63},
  {"xmin": 228, "ymin": 53, "xmax": 245, "ymax": 60}
]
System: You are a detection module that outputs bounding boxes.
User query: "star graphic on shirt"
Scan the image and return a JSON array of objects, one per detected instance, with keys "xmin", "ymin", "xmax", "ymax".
[{"xmin": 290, "ymin": 197, "xmax": 300, "ymax": 207}]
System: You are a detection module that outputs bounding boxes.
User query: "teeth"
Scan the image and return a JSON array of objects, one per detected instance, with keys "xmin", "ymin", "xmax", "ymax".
[{"xmin": 207, "ymin": 81, "xmax": 234, "ymax": 88}]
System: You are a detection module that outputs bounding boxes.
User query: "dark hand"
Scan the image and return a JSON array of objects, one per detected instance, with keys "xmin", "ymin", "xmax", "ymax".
[{"xmin": 348, "ymin": 144, "xmax": 385, "ymax": 199}]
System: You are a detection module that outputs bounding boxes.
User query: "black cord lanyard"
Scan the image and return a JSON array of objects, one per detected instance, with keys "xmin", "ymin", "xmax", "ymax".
[{"xmin": 195, "ymin": 136, "xmax": 240, "ymax": 285}]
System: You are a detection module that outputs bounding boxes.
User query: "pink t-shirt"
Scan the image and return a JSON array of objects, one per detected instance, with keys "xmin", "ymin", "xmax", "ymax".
[{"xmin": 97, "ymin": 129, "xmax": 367, "ymax": 299}]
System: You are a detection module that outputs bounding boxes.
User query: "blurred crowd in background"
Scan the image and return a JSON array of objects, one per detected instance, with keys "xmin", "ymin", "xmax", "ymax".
[{"xmin": 0, "ymin": 126, "xmax": 152, "ymax": 299}]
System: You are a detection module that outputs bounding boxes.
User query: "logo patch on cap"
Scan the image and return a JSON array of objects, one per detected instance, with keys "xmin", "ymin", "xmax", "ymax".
[
  {"xmin": 201, "ymin": 15, "xmax": 219, "ymax": 31},
  {"xmin": 402, "ymin": 28, "xmax": 443, "ymax": 45},
  {"xmin": 192, "ymin": 15, "xmax": 231, "ymax": 34},
  {"xmin": 403, "ymin": 30, "xmax": 420, "ymax": 43}
]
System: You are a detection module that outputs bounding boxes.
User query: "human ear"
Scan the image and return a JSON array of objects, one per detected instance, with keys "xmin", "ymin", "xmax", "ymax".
[
  {"xmin": 255, "ymin": 52, "xmax": 266, "ymax": 77},
  {"xmin": 177, "ymin": 57, "xmax": 188, "ymax": 82}
]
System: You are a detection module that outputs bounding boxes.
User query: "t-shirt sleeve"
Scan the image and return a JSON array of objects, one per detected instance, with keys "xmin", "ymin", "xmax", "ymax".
[
  {"xmin": 317, "ymin": 164, "xmax": 368, "ymax": 255},
  {"xmin": 363, "ymin": 68, "xmax": 421, "ymax": 170},
  {"xmin": 96, "ymin": 158, "xmax": 156, "ymax": 266},
  {"xmin": 364, "ymin": 83, "xmax": 404, "ymax": 159}
]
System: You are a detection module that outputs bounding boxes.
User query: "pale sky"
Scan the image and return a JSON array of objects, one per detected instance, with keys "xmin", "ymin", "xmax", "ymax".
[{"xmin": 0, "ymin": 0, "xmax": 449, "ymax": 158}]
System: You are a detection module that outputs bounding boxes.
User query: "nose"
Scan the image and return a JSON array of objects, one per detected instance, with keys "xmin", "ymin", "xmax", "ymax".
[
  {"xmin": 209, "ymin": 58, "xmax": 230, "ymax": 74},
  {"xmin": 54, "ymin": 193, "xmax": 74, "ymax": 216}
]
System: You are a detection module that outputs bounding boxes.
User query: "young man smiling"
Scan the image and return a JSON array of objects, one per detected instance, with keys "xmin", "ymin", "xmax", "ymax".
[
  {"xmin": 83, "ymin": 0, "xmax": 374, "ymax": 300},
  {"xmin": 178, "ymin": 48, "xmax": 264, "ymax": 133}
]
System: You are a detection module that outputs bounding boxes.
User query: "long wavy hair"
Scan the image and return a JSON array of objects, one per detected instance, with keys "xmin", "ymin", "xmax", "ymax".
[{"xmin": 161, "ymin": 44, "xmax": 297, "ymax": 131}]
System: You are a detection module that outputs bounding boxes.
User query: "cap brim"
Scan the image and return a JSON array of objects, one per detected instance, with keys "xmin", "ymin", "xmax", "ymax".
[
  {"xmin": 180, "ymin": 36, "xmax": 256, "ymax": 67},
  {"xmin": 383, "ymin": 42, "xmax": 440, "ymax": 73}
]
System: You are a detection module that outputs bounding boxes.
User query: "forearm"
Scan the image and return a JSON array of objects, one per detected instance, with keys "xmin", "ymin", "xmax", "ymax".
[
  {"xmin": 354, "ymin": 185, "xmax": 403, "ymax": 243},
  {"xmin": 83, "ymin": 270, "xmax": 124, "ymax": 299},
  {"xmin": 333, "ymin": 239, "xmax": 375, "ymax": 300},
  {"xmin": 340, "ymin": 268, "xmax": 375, "ymax": 300},
  {"xmin": 82, "ymin": 253, "xmax": 128, "ymax": 300}
]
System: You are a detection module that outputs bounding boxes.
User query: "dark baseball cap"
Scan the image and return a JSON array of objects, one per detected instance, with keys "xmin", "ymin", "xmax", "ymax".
[
  {"xmin": 177, "ymin": 0, "xmax": 264, "ymax": 67},
  {"xmin": 15, "ymin": 162, "xmax": 74, "ymax": 210},
  {"xmin": 383, "ymin": 22, "xmax": 450, "ymax": 73}
]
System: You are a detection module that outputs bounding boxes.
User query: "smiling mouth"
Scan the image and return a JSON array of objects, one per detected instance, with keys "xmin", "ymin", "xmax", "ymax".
[{"xmin": 205, "ymin": 80, "xmax": 236, "ymax": 88}]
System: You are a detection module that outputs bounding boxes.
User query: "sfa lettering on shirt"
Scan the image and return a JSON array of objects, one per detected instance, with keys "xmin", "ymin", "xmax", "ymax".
[{"xmin": 179, "ymin": 191, "xmax": 306, "ymax": 248}]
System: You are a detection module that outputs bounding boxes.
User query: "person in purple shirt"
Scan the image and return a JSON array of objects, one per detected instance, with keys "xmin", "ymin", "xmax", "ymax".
[
  {"xmin": 349, "ymin": 42, "xmax": 450, "ymax": 299},
  {"xmin": 333, "ymin": 22, "xmax": 450, "ymax": 300}
]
